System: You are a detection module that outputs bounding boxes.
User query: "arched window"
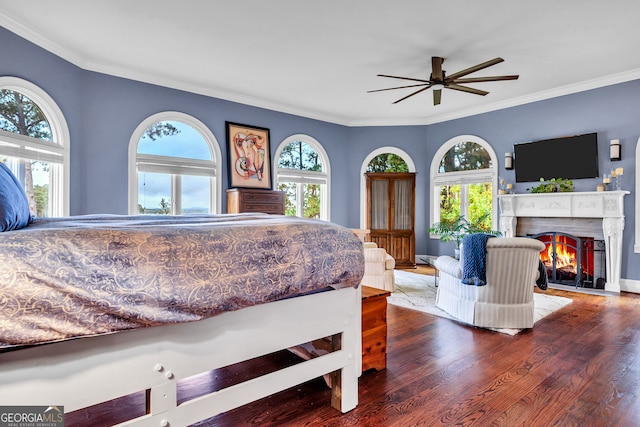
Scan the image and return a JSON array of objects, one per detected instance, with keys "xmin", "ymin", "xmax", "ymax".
[
  {"xmin": 0, "ymin": 77, "xmax": 70, "ymax": 217},
  {"xmin": 275, "ymin": 134, "xmax": 330, "ymax": 220},
  {"xmin": 366, "ymin": 153, "xmax": 409, "ymax": 173},
  {"xmin": 430, "ymin": 135, "xmax": 498, "ymax": 232},
  {"xmin": 128, "ymin": 112, "xmax": 221, "ymax": 215}
]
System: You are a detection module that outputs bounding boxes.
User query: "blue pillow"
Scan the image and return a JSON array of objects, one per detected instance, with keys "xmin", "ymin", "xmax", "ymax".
[{"xmin": 0, "ymin": 162, "xmax": 33, "ymax": 231}]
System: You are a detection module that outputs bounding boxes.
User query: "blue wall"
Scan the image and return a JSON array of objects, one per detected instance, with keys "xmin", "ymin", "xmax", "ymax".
[{"xmin": 2, "ymin": 25, "xmax": 639, "ymax": 281}]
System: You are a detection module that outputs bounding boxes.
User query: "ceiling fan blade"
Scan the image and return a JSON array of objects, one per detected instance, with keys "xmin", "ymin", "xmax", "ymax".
[
  {"xmin": 367, "ymin": 83, "xmax": 430, "ymax": 93},
  {"xmin": 452, "ymin": 75, "xmax": 519, "ymax": 84},
  {"xmin": 447, "ymin": 84, "xmax": 489, "ymax": 96},
  {"xmin": 377, "ymin": 74, "xmax": 431, "ymax": 84},
  {"xmin": 431, "ymin": 57, "xmax": 444, "ymax": 81},
  {"xmin": 445, "ymin": 57, "xmax": 504, "ymax": 81},
  {"xmin": 392, "ymin": 85, "xmax": 432, "ymax": 104},
  {"xmin": 433, "ymin": 89, "xmax": 442, "ymax": 105}
]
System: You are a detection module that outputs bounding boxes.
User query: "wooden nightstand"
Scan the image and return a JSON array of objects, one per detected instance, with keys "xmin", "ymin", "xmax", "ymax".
[
  {"xmin": 289, "ymin": 285, "xmax": 390, "ymax": 380},
  {"xmin": 361, "ymin": 285, "xmax": 390, "ymax": 372}
]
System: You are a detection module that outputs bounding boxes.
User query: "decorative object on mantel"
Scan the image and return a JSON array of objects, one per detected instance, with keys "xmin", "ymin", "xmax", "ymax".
[
  {"xmin": 610, "ymin": 139, "xmax": 621, "ymax": 161},
  {"xmin": 603, "ymin": 173, "xmax": 611, "ymax": 191},
  {"xmin": 612, "ymin": 167, "xmax": 623, "ymax": 190},
  {"xmin": 528, "ymin": 177, "xmax": 574, "ymax": 193},
  {"xmin": 498, "ymin": 177, "xmax": 513, "ymax": 195}
]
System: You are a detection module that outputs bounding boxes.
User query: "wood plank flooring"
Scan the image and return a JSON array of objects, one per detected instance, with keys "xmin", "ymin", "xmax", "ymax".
[{"xmin": 66, "ymin": 266, "xmax": 640, "ymax": 426}]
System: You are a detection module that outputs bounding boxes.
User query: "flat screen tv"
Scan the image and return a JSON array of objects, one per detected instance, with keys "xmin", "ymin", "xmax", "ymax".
[{"xmin": 514, "ymin": 133, "xmax": 599, "ymax": 183}]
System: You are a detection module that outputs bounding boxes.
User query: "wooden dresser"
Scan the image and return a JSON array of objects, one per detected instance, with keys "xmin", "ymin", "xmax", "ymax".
[{"xmin": 226, "ymin": 188, "xmax": 285, "ymax": 215}]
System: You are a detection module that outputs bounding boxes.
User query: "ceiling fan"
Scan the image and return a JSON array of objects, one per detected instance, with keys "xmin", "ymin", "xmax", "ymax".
[{"xmin": 368, "ymin": 57, "xmax": 519, "ymax": 105}]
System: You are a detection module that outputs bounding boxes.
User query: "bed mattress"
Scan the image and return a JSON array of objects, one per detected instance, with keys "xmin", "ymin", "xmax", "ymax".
[{"xmin": 0, "ymin": 213, "xmax": 364, "ymax": 348}]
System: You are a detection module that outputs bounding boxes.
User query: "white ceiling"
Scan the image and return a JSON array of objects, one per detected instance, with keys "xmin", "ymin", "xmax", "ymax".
[{"xmin": 2, "ymin": 0, "xmax": 640, "ymax": 126}]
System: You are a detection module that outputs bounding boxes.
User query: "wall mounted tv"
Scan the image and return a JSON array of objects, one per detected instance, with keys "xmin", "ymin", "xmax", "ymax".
[{"xmin": 514, "ymin": 133, "xmax": 599, "ymax": 183}]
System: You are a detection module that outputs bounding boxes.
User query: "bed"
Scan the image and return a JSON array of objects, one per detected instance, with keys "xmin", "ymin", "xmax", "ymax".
[{"xmin": 0, "ymin": 210, "xmax": 364, "ymax": 425}]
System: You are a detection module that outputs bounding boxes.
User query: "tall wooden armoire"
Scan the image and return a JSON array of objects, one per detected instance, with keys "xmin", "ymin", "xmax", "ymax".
[{"xmin": 365, "ymin": 172, "xmax": 416, "ymax": 268}]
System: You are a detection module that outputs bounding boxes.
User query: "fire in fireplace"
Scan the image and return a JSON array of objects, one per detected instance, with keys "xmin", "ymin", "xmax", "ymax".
[{"xmin": 532, "ymin": 232, "xmax": 606, "ymax": 289}]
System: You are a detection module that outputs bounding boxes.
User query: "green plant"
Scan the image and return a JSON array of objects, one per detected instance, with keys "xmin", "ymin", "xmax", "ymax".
[
  {"xmin": 529, "ymin": 177, "xmax": 574, "ymax": 193},
  {"xmin": 428, "ymin": 213, "xmax": 501, "ymax": 249}
]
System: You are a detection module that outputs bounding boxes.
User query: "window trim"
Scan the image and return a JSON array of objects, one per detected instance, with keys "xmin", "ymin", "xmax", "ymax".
[
  {"xmin": 274, "ymin": 134, "xmax": 330, "ymax": 221},
  {"xmin": 429, "ymin": 135, "xmax": 499, "ymax": 235},
  {"xmin": 359, "ymin": 147, "xmax": 417, "ymax": 228},
  {"xmin": 128, "ymin": 112, "xmax": 222, "ymax": 215},
  {"xmin": 0, "ymin": 77, "xmax": 70, "ymax": 216}
]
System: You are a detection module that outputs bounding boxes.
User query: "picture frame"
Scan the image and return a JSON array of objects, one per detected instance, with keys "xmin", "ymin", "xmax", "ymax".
[{"xmin": 226, "ymin": 121, "xmax": 272, "ymax": 189}]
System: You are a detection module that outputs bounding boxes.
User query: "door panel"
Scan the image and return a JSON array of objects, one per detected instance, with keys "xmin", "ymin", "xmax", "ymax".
[{"xmin": 366, "ymin": 173, "xmax": 415, "ymax": 268}]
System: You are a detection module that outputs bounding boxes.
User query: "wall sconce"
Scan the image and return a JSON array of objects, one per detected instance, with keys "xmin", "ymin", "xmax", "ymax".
[
  {"xmin": 505, "ymin": 152, "xmax": 514, "ymax": 170},
  {"xmin": 610, "ymin": 139, "xmax": 621, "ymax": 161}
]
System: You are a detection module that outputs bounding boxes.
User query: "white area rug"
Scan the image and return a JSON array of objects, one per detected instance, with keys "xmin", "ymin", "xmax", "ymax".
[{"xmin": 389, "ymin": 269, "xmax": 573, "ymax": 335}]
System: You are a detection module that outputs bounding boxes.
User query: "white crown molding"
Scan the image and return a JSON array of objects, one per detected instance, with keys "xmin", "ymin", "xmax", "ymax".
[
  {"xmin": 81, "ymin": 58, "xmax": 352, "ymax": 126},
  {"xmin": 0, "ymin": 14, "xmax": 88, "ymax": 69},
  {"xmin": 4, "ymin": 13, "xmax": 640, "ymax": 128},
  {"xmin": 348, "ymin": 68, "xmax": 640, "ymax": 127}
]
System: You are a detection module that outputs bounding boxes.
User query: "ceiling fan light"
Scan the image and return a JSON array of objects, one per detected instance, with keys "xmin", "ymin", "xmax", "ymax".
[{"xmin": 431, "ymin": 83, "xmax": 445, "ymax": 91}]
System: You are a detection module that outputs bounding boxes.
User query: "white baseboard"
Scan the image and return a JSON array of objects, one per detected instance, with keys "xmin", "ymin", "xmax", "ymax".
[{"xmin": 621, "ymin": 278, "xmax": 640, "ymax": 294}]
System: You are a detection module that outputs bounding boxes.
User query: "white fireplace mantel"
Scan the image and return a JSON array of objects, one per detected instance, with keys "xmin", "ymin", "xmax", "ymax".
[{"xmin": 498, "ymin": 191, "xmax": 629, "ymax": 293}]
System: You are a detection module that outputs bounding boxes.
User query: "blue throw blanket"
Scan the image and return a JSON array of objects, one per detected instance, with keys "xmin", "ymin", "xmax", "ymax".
[{"xmin": 461, "ymin": 233, "xmax": 495, "ymax": 286}]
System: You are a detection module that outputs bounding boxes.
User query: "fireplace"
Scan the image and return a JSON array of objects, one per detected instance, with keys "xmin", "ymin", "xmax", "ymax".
[
  {"xmin": 498, "ymin": 191, "xmax": 628, "ymax": 293},
  {"xmin": 532, "ymin": 232, "xmax": 606, "ymax": 289}
]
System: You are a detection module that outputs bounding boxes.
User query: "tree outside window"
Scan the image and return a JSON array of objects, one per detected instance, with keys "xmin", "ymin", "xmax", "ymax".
[
  {"xmin": 431, "ymin": 137, "xmax": 498, "ymax": 234},
  {"xmin": 0, "ymin": 88, "xmax": 60, "ymax": 217},
  {"xmin": 276, "ymin": 136, "xmax": 329, "ymax": 220},
  {"xmin": 366, "ymin": 153, "xmax": 409, "ymax": 173}
]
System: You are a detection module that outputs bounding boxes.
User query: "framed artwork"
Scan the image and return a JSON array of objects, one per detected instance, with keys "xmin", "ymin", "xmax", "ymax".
[{"xmin": 226, "ymin": 122, "xmax": 271, "ymax": 189}]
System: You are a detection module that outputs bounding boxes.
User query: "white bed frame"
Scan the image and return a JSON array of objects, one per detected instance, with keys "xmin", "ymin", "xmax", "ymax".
[{"xmin": 0, "ymin": 285, "xmax": 362, "ymax": 426}]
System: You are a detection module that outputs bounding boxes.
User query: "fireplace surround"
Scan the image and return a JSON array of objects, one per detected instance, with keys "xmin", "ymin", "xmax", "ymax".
[{"xmin": 498, "ymin": 191, "xmax": 628, "ymax": 293}]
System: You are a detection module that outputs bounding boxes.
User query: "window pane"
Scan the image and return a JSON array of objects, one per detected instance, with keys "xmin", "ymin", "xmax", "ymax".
[
  {"xmin": 468, "ymin": 182, "xmax": 493, "ymax": 230},
  {"xmin": 303, "ymin": 183, "xmax": 322, "ymax": 219},
  {"xmin": 182, "ymin": 175, "xmax": 210, "ymax": 214},
  {"xmin": 439, "ymin": 184, "xmax": 461, "ymax": 224},
  {"xmin": 367, "ymin": 153, "xmax": 408, "ymax": 172},
  {"xmin": 138, "ymin": 121, "xmax": 211, "ymax": 160},
  {"xmin": 439, "ymin": 141, "xmax": 492, "ymax": 173},
  {"xmin": 278, "ymin": 182, "xmax": 297, "ymax": 216},
  {"xmin": 278, "ymin": 141, "xmax": 322, "ymax": 171},
  {"xmin": 0, "ymin": 89, "xmax": 52, "ymax": 140},
  {"xmin": 138, "ymin": 172, "xmax": 171, "ymax": 214},
  {"xmin": 2, "ymin": 158, "xmax": 51, "ymax": 217}
]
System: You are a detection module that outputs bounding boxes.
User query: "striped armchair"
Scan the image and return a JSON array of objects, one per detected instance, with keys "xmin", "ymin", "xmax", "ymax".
[{"xmin": 434, "ymin": 237, "xmax": 545, "ymax": 329}]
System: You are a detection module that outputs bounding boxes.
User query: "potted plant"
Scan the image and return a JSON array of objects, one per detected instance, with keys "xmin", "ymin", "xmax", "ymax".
[
  {"xmin": 428, "ymin": 213, "xmax": 501, "ymax": 259},
  {"xmin": 528, "ymin": 177, "xmax": 574, "ymax": 193}
]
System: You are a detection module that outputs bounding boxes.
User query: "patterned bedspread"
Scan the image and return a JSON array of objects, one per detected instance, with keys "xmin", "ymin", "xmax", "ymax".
[{"xmin": 0, "ymin": 213, "xmax": 364, "ymax": 348}]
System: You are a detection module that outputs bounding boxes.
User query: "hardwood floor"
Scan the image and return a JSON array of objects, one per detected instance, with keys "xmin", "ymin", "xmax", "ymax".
[{"xmin": 66, "ymin": 267, "xmax": 640, "ymax": 426}]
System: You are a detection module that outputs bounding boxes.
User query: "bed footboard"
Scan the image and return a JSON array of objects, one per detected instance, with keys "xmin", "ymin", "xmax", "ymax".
[{"xmin": 0, "ymin": 286, "xmax": 361, "ymax": 426}]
